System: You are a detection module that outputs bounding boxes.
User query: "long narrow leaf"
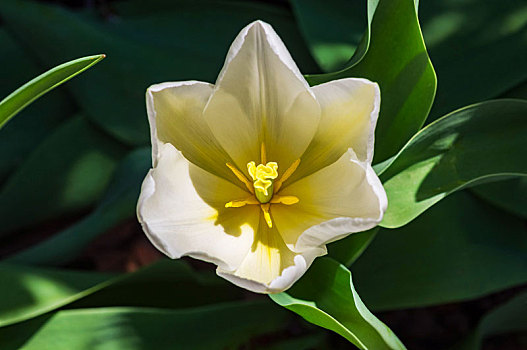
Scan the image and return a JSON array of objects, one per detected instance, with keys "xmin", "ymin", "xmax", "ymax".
[
  {"xmin": 270, "ymin": 257, "xmax": 406, "ymax": 350},
  {"xmin": 0, "ymin": 54, "xmax": 104, "ymax": 128},
  {"xmin": 0, "ymin": 302, "xmax": 289, "ymax": 350},
  {"xmin": 380, "ymin": 99, "xmax": 527, "ymax": 228}
]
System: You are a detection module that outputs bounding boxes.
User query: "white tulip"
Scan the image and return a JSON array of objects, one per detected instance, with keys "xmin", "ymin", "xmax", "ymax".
[{"xmin": 137, "ymin": 20, "xmax": 386, "ymax": 293}]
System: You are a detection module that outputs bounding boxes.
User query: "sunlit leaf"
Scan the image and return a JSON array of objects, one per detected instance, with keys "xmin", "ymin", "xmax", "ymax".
[
  {"xmin": 0, "ymin": 116, "xmax": 127, "ymax": 236},
  {"xmin": 0, "ymin": 259, "xmax": 242, "ymax": 327},
  {"xmin": 6, "ymin": 148, "xmax": 150, "ymax": 266},
  {"xmin": 270, "ymin": 257, "xmax": 406, "ymax": 350},
  {"xmin": 0, "ymin": 54, "xmax": 104, "ymax": 129},
  {"xmin": 0, "ymin": 301, "xmax": 289, "ymax": 350},
  {"xmin": 306, "ymin": 0, "xmax": 436, "ymax": 162},
  {"xmin": 0, "ymin": 29, "xmax": 74, "ymax": 182},
  {"xmin": 353, "ymin": 192, "xmax": 527, "ymax": 311},
  {"xmin": 379, "ymin": 99, "xmax": 527, "ymax": 228}
]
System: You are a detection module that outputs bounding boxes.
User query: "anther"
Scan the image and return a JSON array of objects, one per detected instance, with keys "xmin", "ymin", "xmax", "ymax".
[
  {"xmin": 225, "ymin": 197, "xmax": 259, "ymax": 208},
  {"xmin": 270, "ymin": 195, "xmax": 299, "ymax": 205},
  {"xmin": 226, "ymin": 162, "xmax": 254, "ymax": 194},
  {"xmin": 260, "ymin": 203, "xmax": 273, "ymax": 228},
  {"xmin": 274, "ymin": 158, "xmax": 300, "ymax": 193}
]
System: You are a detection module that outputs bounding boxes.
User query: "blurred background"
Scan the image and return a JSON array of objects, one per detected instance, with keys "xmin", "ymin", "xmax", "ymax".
[{"xmin": 0, "ymin": 0, "xmax": 526, "ymax": 349}]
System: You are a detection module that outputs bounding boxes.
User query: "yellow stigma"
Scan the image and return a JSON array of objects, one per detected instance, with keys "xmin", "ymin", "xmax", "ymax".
[
  {"xmin": 247, "ymin": 161, "xmax": 278, "ymax": 203},
  {"xmin": 224, "ymin": 152, "xmax": 301, "ymax": 229}
]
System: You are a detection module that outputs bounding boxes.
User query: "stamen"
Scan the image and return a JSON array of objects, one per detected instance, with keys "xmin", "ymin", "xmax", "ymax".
[
  {"xmin": 247, "ymin": 161, "xmax": 278, "ymax": 202},
  {"xmin": 274, "ymin": 158, "xmax": 300, "ymax": 193},
  {"xmin": 270, "ymin": 195, "xmax": 299, "ymax": 205},
  {"xmin": 226, "ymin": 162, "xmax": 254, "ymax": 194},
  {"xmin": 260, "ymin": 203, "xmax": 273, "ymax": 228},
  {"xmin": 225, "ymin": 197, "xmax": 259, "ymax": 208},
  {"xmin": 260, "ymin": 142, "xmax": 266, "ymax": 164}
]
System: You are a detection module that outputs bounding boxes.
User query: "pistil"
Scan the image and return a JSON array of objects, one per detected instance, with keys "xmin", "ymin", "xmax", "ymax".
[{"xmin": 224, "ymin": 144, "xmax": 301, "ymax": 228}]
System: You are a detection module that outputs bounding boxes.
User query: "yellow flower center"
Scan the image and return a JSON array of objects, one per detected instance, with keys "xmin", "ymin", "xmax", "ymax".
[
  {"xmin": 247, "ymin": 161, "xmax": 278, "ymax": 203},
  {"xmin": 224, "ymin": 143, "xmax": 300, "ymax": 228}
]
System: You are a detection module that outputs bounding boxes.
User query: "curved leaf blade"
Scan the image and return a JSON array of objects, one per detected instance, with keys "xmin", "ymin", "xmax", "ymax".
[
  {"xmin": 306, "ymin": 0, "xmax": 436, "ymax": 163},
  {"xmin": 0, "ymin": 259, "xmax": 241, "ymax": 327},
  {"xmin": 353, "ymin": 191, "xmax": 527, "ymax": 311},
  {"xmin": 380, "ymin": 99, "xmax": 527, "ymax": 228},
  {"xmin": 0, "ymin": 54, "xmax": 104, "ymax": 129},
  {"xmin": 270, "ymin": 257, "xmax": 406, "ymax": 350},
  {"xmin": 0, "ymin": 302, "xmax": 289, "ymax": 350},
  {"xmin": 290, "ymin": 0, "xmax": 373, "ymax": 72}
]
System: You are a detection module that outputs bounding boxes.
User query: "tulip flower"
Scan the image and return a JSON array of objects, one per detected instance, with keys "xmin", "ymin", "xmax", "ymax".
[{"xmin": 137, "ymin": 20, "xmax": 387, "ymax": 293}]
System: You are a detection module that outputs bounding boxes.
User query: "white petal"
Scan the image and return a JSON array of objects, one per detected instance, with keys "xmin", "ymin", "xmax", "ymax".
[
  {"xmin": 146, "ymin": 81, "xmax": 237, "ymax": 183},
  {"xmin": 217, "ymin": 234, "xmax": 324, "ymax": 294},
  {"xmin": 137, "ymin": 143, "xmax": 258, "ymax": 271},
  {"xmin": 290, "ymin": 78, "xmax": 380, "ymax": 183},
  {"xmin": 203, "ymin": 20, "xmax": 320, "ymax": 174},
  {"xmin": 273, "ymin": 149, "xmax": 387, "ymax": 252}
]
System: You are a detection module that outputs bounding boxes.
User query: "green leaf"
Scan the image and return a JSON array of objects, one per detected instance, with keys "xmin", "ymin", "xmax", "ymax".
[
  {"xmin": 0, "ymin": 115, "xmax": 127, "ymax": 236},
  {"xmin": 472, "ymin": 178, "xmax": 527, "ymax": 219},
  {"xmin": 451, "ymin": 291, "xmax": 527, "ymax": 350},
  {"xmin": 380, "ymin": 99, "xmax": 527, "ymax": 228},
  {"xmin": 306, "ymin": 0, "xmax": 436, "ymax": 162},
  {"xmin": 0, "ymin": 259, "xmax": 242, "ymax": 327},
  {"xmin": 327, "ymin": 228, "xmax": 378, "ymax": 267},
  {"xmin": 270, "ymin": 257, "xmax": 406, "ymax": 350},
  {"xmin": 352, "ymin": 191, "xmax": 527, "ymax": 311},
  {"xmin": 0, "ymin": 301, "xmax": 289, "ymax": 350},
  {"xmin": 6, "ymin": 148, "xmax": 150, "ymax": 266},
  {"xmin": 0, "ymin": 28, "xmax": 74, "ymax": 182},
  {"xmin": 0, "ymin": 263, "xmax": 113, "ymax": 327},
  {"xmin": 289, "ymin": 0, "xmax": 369, "ymax": 72},
  {"xmin": 0, "ymin": 0, "xmax": 318, "ymax": 145},
  {"xmin": 0, "ymin": 54, "xmax": 104, "ymax": 129},
  {"xmin": 420, "ymin": 0, "xmax": 527, "ymax": 120},
  {"xmin": 469, "ymin": 81, "xmax": 527, "ymax": 219}
]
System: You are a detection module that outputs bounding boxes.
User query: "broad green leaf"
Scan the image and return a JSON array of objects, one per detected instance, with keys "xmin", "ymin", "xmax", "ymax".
[
  {"xmin": 289, "ymin": 0, "xmax": 369, "ymax": 72},
  {"xmin": 306, "ymin": 0, "xmax": 436, "ymax": 162},
  {"xmin": 379, "ymin": 99, "xmax": 527, "ymax": 228},
  {"xmin": 0, "ymin": 115, "xmax": 127, "ymax": 236},
  {"xmin": 352, "ymin": 192, "xmax": 527, "ymax": 311},
  {"xmin": 327, "ymin": 228, "xmax": 378, "ymax": 267},
  {"xmin": 420, "ymin": 0, "xmax": 527, "ymax": 120},
  {"xmin": 0, "ymin": 259, "xmax": 241, "ymax": 327},
  {"xmin": 451, "ymin": 291, "xmax": 527, "ymax": 350},
  {"xmin": 0, "ymin": 54, "xmax": 104, "ymax": 129},
  {"xmin": 7, "ymin": 148, "xmax": 150, "ymax": 266},
  {"xmin": 0, "ymin": 0, "xmax": 318, "ymax": 145},
  {"xmin": 0, "ymin": 301, "xmax": 289, "ymax": 350},
  {"xmin": 469, "ymin": 80, "xmax": 527, "ymax": 219},
  {"xmin": 270, "ymin": 257, "xmax": 406, "ymax": 350},
  {"xmin": 472, "ymin": 178, "xmax": 527, "ymax": 219},
  {"xmin": 0, "ymin": 263, "xmax": 113, "ymax": 327},
  {"xmin": 0, "ymin": 28, "xmax": 74, "ymax": 182}
]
